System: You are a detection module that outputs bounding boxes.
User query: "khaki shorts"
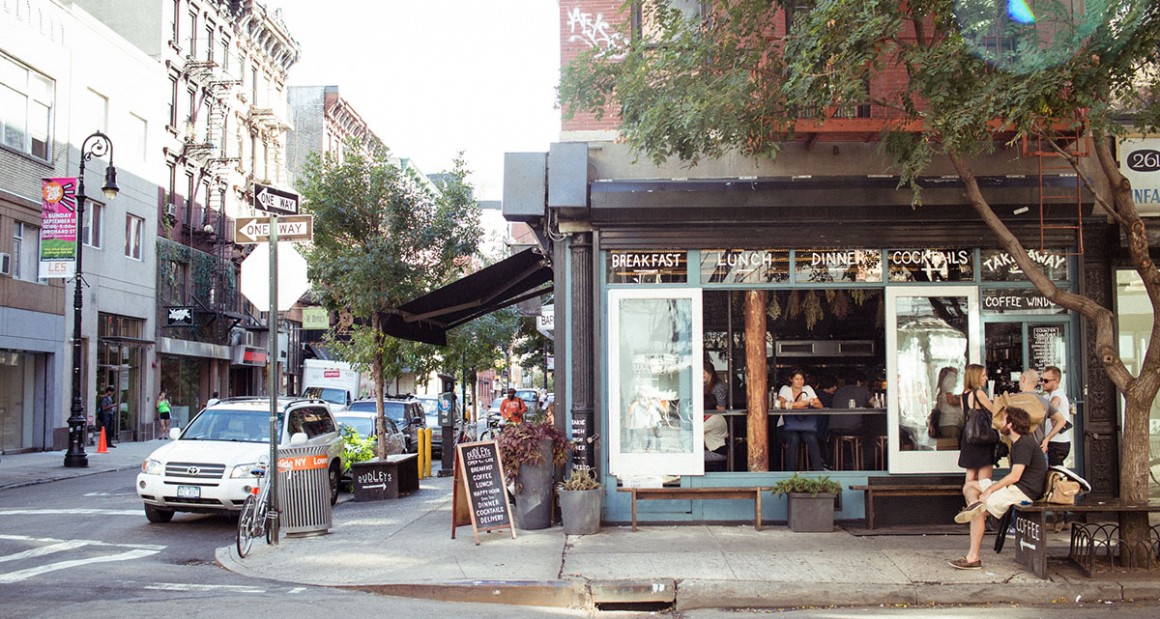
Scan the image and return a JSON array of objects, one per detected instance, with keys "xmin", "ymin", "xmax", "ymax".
[{"xmin": 985, "ymin": 485, "xmax": 1032, "ymax": 519}]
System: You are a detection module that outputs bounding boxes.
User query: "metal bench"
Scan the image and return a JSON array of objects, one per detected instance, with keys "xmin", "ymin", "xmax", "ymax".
[
  {"xmin": 1012, "ymin": 499, "xmax": 1160, "ymax": 579},
  {"xmin": 617, "ymin": 486, "xmax": 771, "ymax": 531}
]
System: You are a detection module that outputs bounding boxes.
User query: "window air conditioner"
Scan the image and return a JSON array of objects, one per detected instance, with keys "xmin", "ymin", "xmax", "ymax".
[
  {"xmin": 0, "ymin": 252, "xmax": 10, "ymax": 276},
  {"xmin": 165, "ymin": 203, "xmax": 176, "ymax": 217}
]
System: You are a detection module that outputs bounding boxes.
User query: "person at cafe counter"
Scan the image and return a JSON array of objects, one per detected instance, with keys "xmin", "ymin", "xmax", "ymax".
[
  {"xmin": 703, "ymin": 361, "xmax": 729, "ymax": 471},
  {"xmin": 777, "ymin": 369, "xmax": 824, "ymax": 471}
]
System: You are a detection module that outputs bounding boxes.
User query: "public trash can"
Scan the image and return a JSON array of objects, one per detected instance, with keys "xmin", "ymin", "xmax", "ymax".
[{"xmin": 276, "ymin": 445, "xmax": 332, "ymax": 537}]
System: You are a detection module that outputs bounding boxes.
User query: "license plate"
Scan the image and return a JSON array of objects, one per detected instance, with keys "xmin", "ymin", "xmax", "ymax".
[{"xmin": 177, "ymin": 486, "xmax": 200, "ymax": 499}]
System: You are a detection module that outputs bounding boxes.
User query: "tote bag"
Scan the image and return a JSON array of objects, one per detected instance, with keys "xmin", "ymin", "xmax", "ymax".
[{"xmin": 963, "ymin": 390, "xmax": 999, "ymax": 446}]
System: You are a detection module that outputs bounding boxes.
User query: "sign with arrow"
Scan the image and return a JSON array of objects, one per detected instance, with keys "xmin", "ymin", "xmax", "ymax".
[
  {"xmin": 253, "ymin": 183, "xmax": 299, "ymax": 215},
  {"xmin": 234, "ymin": 215, "xmax": 314, "ymax": 244}
]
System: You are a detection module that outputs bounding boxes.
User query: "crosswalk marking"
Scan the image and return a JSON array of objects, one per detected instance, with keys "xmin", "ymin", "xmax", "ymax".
[
  {"xmin": 0, "ymin": 533, "xmax": 164, "ymax": 551},
  {"xmin": 0, "ymin": 508, "xmax": 141, "ymax": 516},
  {"xmin": 0, "ymin": 549, "xmax": 159, "ymax": 583},
  {"xmin": 143, "ymin": 583, "xmax": 267, "ymax": 593},
  {"xmin": 0, "ymin": 540, "xmax": 92, "ymax": 564}
]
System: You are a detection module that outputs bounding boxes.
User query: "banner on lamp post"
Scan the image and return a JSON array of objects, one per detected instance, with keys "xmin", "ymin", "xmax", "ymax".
[{"xmin": 39, "ymin": 178, "xmax": 79, "ymax": 279}]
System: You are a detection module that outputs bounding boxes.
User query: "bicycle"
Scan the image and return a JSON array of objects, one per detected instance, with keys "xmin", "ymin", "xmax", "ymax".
[{"xmin": 236, "ymin": 458, "xmax": 279, "ymax": 558}]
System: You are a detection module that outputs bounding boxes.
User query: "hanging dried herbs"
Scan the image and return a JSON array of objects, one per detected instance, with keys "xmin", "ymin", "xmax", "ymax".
[
  {"xmin": 851, "ymin": 289, "xmax": 867, "ymax": 306},
  {"xmin": 825, "ymin": 289, "xmax": 837, "ymax": 303},
  {"xmin": 804, "ymin": 290, "xmax": 823, "ymax": 330},
  {"xmin": 832, "ymin": 290, "xmax": 851, "ymax": 319},
  {"xmin": 767, "ymin": 292, "xmax": 783, "ymax": 321},
  {"xmin": 787, "ymin": 290, "xmax": 803, "ymax": 319}
]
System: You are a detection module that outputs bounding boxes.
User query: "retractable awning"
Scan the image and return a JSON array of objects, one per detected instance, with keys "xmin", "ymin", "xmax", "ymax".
[{"xmin": 381, "ymin": 248, "xmax": 553, "ymax": 346}]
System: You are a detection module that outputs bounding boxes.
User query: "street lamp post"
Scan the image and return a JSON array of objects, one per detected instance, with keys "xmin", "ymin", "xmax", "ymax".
[{"xmin": 64, "ymin": 131, "xmax": 119, "ymax": 468}]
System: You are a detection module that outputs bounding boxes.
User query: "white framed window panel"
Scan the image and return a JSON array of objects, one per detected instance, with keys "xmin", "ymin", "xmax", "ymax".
[
  {"xmin": 886, "ymin": 286, "xmax": 980, "ymax": 473},
  {"xmin": 607, "ymin": 288, "xmax": 704, "ymax": 477}
]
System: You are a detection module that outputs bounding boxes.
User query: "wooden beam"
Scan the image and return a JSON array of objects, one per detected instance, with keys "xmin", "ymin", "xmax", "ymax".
[{"xmin": 744, "ymin": 290, "xmax": 769, "ymax": 472}]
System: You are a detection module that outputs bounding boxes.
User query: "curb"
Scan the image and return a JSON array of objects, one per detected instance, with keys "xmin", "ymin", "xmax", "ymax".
[
  {"xmin": 348, "ymin": 580, "xmax": 587, "ymax": 609},
  {"xmin": 0, "ymin": 464, "xmax": 140, "ymax": 492}
]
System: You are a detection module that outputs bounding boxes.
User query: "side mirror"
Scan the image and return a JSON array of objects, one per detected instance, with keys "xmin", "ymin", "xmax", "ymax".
[
  {"xmin": 290, "ymin": 432, "xmax": 308, "ymax": 446},
  {"xmin": 169, "ymin": 427, "xmax": 181, "ymax": 440}
]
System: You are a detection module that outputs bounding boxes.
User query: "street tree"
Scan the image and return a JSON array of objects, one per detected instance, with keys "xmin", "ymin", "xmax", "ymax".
[
  {"xmin": 560, "ymin": 1, "xmax": 1160, "ymax": 541},
  {"xmin": 299, "ymin": 147, "xmax": 481, "ymax": 455},
  {"xmin": 444, "ymin": 306, "xmax": 521, "ymax": 420}
]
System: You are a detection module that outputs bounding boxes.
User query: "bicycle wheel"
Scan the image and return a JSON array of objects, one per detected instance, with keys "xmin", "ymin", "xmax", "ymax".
[
  {"xmin": 236, "ymin": 495, "xmax": 257, "ymax": 558},
  {"xmin": 479, "ymin": 427, "xmax": 495, "ymax": 441}
]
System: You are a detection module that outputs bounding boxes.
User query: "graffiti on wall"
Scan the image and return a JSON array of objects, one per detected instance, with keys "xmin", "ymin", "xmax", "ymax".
[{"xmin": 567, "ymin": 6, "xmax": 626, "ymax": 54}]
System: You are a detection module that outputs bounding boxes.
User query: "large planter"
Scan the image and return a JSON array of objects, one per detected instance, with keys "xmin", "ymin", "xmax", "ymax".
[
  {"xmin": 559, "ymin": 487, "xmax": 603, "ymax": 535},
  {"xmin": 787, "ymin": 493, "xmax": 836, "ymax": 532},
  {"xmin": 514, "ymin": 439, "xmax": 554, "ymax": 530}
]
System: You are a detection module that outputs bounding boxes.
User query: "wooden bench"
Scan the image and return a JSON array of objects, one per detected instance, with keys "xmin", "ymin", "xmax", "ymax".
[
  {"xmin": 618, "ymin": 486, "xmax": 771, "ymax": 531},
  {"xmin": 849, "ymin": 482, "xmax": 962, "ymax": 529},
  {"xmin": 1012, "ymin": 499, "xmax": 1160, "ymax": 579}
]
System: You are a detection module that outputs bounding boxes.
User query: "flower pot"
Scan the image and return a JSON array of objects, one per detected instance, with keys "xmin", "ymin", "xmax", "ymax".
[
  {"xmin": 559, "ymin": 487, "xmax": 603, "ymax": 535},
  {"xmin": 787, "ymin": 493, "xmax": 836, "ymax": 532},
  {"xmin": 514, "ymin": 439, "xmax": 554, "ymax": 530}
]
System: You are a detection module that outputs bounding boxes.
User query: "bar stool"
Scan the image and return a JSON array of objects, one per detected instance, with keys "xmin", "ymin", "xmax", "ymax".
[
  {"xmin": 779, "ymin": 438, "xmax": 810, "ymax": 471},
  {"xmin": 871, "ymin": 435, "xmax": 888, "ymax": 470},
  {"xmin": 832, "ymin": 434, "xmax": 863, "ymax": 470}
]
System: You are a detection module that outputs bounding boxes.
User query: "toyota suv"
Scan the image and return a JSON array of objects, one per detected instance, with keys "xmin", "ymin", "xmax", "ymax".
[{"xmin": 136, "ymin": 397, "xmax": 345, "ymax": 523}]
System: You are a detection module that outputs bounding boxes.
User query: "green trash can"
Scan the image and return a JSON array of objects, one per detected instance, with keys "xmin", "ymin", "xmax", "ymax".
[{"xmin": 276, "ymin": 445, "xmax": 332, "ymax": 537}]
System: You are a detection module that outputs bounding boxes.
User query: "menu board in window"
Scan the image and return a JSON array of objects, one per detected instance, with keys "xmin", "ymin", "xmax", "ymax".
[
  {"xmin": 980, "ymin": 249, "xmax": 1070, "ymax": 282},
  {"xmin": 607, "ymin": 251, "xmax": 688, "ymax": 284},
  {"xmin": 794, "ymin": 249, "xmax": 883, "ymax": 283},
  {"xmin": 886, "ymin": 248, "xmax": 974, "ymax": 282},
  {"xmin": 1028, "ymin": 325, "xmax": 1065, "ymax": 378},
  {"xmin": 701, "ymin": 249, "xmax": 790, "ymax": 284}
]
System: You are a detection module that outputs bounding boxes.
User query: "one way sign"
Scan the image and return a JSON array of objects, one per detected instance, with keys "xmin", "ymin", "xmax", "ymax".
[
  {"xmin": 253, "ymin": 183, "xmax": 299, "ymax": 215},
  {"xmin": 234, "ymin": 215, "xmax": 314, "ymax": 244}
]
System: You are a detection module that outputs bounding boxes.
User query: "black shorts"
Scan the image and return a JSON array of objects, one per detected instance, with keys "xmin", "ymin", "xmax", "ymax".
[
  {"xmin": 1047, "ymin": 442, "xmax": 1071, "ymax": 467},
  {"xmin": 159, "ymin": 412, "xmax": 171, "ymax": 420}
]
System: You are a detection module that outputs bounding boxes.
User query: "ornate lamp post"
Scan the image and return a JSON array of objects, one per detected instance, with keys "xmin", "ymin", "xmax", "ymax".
[{"xmin": 64, "ymin": 131, "xmax": 118, "ymax": 468}]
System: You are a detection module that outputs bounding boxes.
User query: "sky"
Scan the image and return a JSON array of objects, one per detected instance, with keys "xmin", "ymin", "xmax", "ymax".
[{"xmin": 266, "ymin": 0, "xmax": 562, "ymax": 202}]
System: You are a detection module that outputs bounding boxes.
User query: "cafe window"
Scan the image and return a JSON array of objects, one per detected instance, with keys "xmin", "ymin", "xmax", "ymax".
[
  {"xmin": 701, "ymin": 249, "xmax": 789, "ymax": 284},
  {"xmin": 607, "ymin": 250, "xmax": 688, "ymax": 284},
  {"xmin": 980, "ymin": 249, "xmax": 1069, "ymax": 282},
  {"xmin": 793, "ymin": 249, "xmax": 883, "ymax": 283},
  {"xmin": 608, "ymin": 288, "xmax": 703, "ymax": 477},
  {"xmin": 0, "ymin": 53, "xmax": 54, "ymax": 161}
]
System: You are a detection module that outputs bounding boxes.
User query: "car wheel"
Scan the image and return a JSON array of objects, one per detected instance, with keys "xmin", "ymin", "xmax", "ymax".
[
  {"xmin": 144, "ymin": 503, "xmax": 174, "ymax": 523},
  {"xmin": 328, "ymin": 461, "xmax": 341, "ymax": 506}
]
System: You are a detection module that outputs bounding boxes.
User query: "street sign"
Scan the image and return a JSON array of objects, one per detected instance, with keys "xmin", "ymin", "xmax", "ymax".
[
  {"xmin": 253, "ymin": 183, "xmax": 299, "ymax": 215},
  {"xmin": 239, "ymin": 242, "xmax": 311, "ymax": 311},
  {"xmin": 234, "ymin": 215, "xmax": 314, "ymax": 244}
]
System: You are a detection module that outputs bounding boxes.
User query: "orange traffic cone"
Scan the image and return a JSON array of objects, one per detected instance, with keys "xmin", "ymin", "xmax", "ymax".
[{"xmin": 96, "ymin": 428, "xmax": 108, "ymax": 454}]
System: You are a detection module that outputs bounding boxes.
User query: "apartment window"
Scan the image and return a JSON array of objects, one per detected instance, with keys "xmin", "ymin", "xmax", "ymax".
[
  {"xmin": 84, "ymin": 88, "xmax": 108, "ymax": 134},
  {"xmin": 170, "ymin": 0, "xmax": 181, "ymax": 46},
  {"xmin": 165, "ymin": 259, "xmax": 188, "ymax": 304},
  {"xmin": 186, "ymin": 87, "xmax": 197, "ymax": 140},
  {"xmin": 125, "ymin": 215, "xmax": 144, "ymax": 261},
  {"xmin": 220, "ymin": 35, "xmax": 231, "ymax": 74},
  {"xmin": 127, "ymin": 113, "xmax": 147, "ymax": 162},
  {"xmin": 0, "ymin": 53, "xmax": 54, "ymax": 161},
  {"xmin": 251, "ymin": 66, "xmax": 259, "ymax": 105},
  {"xmin": 168, "ymin": 75, "xmax": 179, "ymax": 127},
  {"xmin": 83, "ymin": 201, "xmax": 104, "ymax": 249},
  {"xmin": 634, "ymin": 0, "xmax": 703, "ymax": 43},
  {"xmin": 785, "ymin": 0, "xmax": 814, "ymax": 32},
  {"xmin": 186, "ymin": 172, "xmax": 196, "ymax": 225},
  {"xmin": 166, "ymin": 162, "xmax": 177, "ymax": 207},
  {"xmin": 13, "ymin": 221, "xmax": 44, "ymax": 283},
  {"xmin": 220, "ymin": 114, "xmax": 229, "ymax": 157},
  {"xmin": 187, "ymin": 11, "xmax": 198, "ymax": 57},
  {"xmin": 205, "ymin": 20, "xmax": 215, "ymax": 62}
]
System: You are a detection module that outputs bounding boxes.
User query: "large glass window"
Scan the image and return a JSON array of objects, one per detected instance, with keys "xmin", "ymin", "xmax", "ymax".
[
  {"xmin": 887, "ymin": 287, "xmax": 979, "ymax": 473},
  {"xmin": 0, "ymin": 53, "xmax": 53, "ymax": 161},
  {"xmin": 1115, "ymin": 270, "xmax": 1160, "ymax": 499},
  {"xmin": 13, "ymin": 221, "xmax": 43, "ymax": 283},
  {"xmin": 83, "ymin": 201, "xmax": 104, "ymax": 249},
  {"xmin": 608, "ymin": 289, "xmax": 702, "ymax": 477}
]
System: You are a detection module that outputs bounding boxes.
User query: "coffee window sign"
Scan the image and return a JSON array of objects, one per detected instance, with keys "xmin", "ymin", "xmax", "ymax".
[
  {"xmin": 607, "ymin": 251, "xmax": 688, "ymax": 284},
  {"xmin": 887, "ymin": 249, "xmax": 973, "ymax": 282},
  {"xmin": 794, "ymin": 249, "xmax": 883, "ymax": 283},
  {"xmin": 701, "ymin": 249, "xmax": 790, "ymax": 284},
  {"xmin": 982, "ymin": 288, "xmax": 1065, "ymax": 315},
  {"xmin": 981, "ymin": 249, "xmax": 1069, "ymax": 282}
]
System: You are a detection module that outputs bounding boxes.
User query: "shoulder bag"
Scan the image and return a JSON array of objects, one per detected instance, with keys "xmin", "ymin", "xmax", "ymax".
[
  {"xmin": 963, "ymin": 390, "xmax": 999, "ymax": 446},
  {"xmin": 1042, "ymin": 470, "xmax": 1081, "ymax": 504}
]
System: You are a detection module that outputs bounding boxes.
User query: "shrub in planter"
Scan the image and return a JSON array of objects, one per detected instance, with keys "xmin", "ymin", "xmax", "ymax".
[
  {"xmin": 558, "ymin": 465, "xmax": 602, "ymax": 535},
  {"xmin": 496, "ymin": 420, "xmax": 568, "ymax": 530},
  {"xmin": 772, "ymin": 473, "xmax": 842, "ymax": 532}
]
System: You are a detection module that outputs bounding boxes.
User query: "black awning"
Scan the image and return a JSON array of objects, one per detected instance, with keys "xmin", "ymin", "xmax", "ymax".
[{"xmin": 381, "ymin": 248, "xmax": 553, "ymax": 346}]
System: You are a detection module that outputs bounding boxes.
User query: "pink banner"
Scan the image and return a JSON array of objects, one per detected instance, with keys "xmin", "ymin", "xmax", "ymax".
[{"xmin": 39, "ymin": 177, "xmax": 79, "ymax": 278}]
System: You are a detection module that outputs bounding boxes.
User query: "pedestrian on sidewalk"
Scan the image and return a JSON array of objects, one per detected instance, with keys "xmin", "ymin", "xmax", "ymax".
[
  {"xmin": 157, "ymin": 390, "xmax": 171, "ymax": 436},
  {"xmin": 949, "ymin": 406, "xmax": 1048, "ymax": 570},
  {"xmin": 957, "ymin": 364, "xmax": 997, "ymax": 502},
  {"xmin": 98, "ymin": 386, "xmax": 117, "ymax": 448},
  {"xmin": 499, "ymin": 388, "xmax": 527, "ymax": 424}
]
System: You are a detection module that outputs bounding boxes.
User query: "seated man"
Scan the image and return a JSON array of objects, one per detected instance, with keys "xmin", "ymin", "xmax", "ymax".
[{"xmin": 948, "ymin": 406, "xmax": 1048, "ymax": 570}]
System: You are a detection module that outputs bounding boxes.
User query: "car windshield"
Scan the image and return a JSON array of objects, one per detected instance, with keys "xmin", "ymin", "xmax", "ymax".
[
  {"xmin": 180, "ymin": 408, "xmax": 282, "ymax": 443},
  {"xmin": 303, "ymin": 387, "xmax": 347, "ymax": 407},
  {"xmin": 336, "ymin": 415, "xmax": 375, "ymax": 438},
  {"xmin": 349, "ymin": 400, "xmax": 406, "ymax": 424},
  {"xmin": 417, "ymin": 398, "xmax": 439, "ymax": 416}
]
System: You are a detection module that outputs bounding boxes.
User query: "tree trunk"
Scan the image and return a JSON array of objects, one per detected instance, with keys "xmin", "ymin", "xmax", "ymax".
[
  {"xmin": 745, "ymin": 291, "xmax": 768, "ymax": 471},
  {"xmin": 371, "ymin": 313, "xmax": 387, "ymax": 460}
]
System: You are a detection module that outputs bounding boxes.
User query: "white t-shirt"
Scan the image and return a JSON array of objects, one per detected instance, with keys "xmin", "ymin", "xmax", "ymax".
[{"xmin": 1045, "ymin": 387, "xmax": 1071, "ymax": 444}]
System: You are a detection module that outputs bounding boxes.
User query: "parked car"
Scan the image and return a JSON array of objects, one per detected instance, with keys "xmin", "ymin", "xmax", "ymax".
[
  {"xmin": 136, "ymin": 397, "xmax": 345, "ymax": 523},
  {"xmin": 515, "ymin": 388, "xmax": 541, "ymax": 417},
  {"xmin": 348, "ymin": 395, "xmax": 426, "ymax": 452},
  {"xmin": 416, "ymin": 395, "xmax": 461, "ymax": 458},
  {"xmin": 334, "ymin": 410, "xmax": 407, "ymax": 456}
]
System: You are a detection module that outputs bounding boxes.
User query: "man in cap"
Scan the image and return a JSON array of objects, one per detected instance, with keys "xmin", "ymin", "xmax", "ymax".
[{"xmin": 499, "ymin": 388, "xmax": 527, "ymax": 424}]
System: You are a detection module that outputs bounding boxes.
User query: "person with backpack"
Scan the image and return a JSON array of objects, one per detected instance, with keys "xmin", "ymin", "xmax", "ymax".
[{"xmin": 499, "ymin": 388, "xmax": 527, "ymax": 424}]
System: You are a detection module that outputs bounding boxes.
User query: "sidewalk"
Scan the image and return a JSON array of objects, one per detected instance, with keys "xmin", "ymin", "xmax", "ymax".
[{"xmin": 3, "ymin": 445, "xmax": 1159, "ymax": 611}]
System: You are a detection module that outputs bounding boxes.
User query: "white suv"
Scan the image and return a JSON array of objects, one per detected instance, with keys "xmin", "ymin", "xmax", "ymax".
[{"xmin": 136, "ymin": 397, "xmax": 345, "ymax": 523}]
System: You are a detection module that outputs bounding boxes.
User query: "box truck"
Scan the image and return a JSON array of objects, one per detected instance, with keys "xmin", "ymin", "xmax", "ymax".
[{"xmin": 302, "ymin": 359, "xmax": 362, "ymax": 412}]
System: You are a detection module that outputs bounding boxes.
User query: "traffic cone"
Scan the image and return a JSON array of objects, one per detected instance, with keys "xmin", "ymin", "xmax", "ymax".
[{"xmin": 97, "ymin": 428, "xmax": 108, "ymax": 454}]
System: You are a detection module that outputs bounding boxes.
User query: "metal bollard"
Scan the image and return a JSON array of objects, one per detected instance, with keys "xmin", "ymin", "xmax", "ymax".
[{"xmin": 424, "ymin": 427, "xmax": 433, "ymax": 477}]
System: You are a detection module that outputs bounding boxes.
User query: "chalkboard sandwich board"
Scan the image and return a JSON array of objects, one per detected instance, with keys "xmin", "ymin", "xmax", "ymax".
[{"xmin": 452, "ymin": 440, "xmax": 516, "ymax": 544}]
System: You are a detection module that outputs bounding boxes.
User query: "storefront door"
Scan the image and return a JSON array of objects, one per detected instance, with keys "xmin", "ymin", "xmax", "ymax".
[{"xmin": 886, "ymin": 286, "xmax": 981, "ymax": 473}]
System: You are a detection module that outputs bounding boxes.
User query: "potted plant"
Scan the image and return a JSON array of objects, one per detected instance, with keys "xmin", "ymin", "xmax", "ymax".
[
  {"xmin": 557, "ymin": 464, "xmax": 602, "ymax": 535},
  {"xmin": 772, "ymin": 473, "xmax": 842, "ymax": 532},
  {"xmin": 496, "ymin": 419, "xmax": 568, "ymax": 530}
]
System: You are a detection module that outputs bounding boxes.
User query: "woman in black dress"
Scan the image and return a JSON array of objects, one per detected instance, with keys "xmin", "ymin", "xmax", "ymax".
[{"xmin": 957, "ymin": 364, "xmax": 998, "ymax": 506}]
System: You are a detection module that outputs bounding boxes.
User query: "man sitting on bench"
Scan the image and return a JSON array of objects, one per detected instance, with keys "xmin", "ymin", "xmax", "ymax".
[{"xmin": 948, "ymin": 406, "xmax": 1048, "ymax": 570}]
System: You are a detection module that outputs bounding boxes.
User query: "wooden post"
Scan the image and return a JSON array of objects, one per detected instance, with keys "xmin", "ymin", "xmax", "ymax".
[{"xmin": 744, "ymin": 290, "xmax": 768, "ymax": 471}]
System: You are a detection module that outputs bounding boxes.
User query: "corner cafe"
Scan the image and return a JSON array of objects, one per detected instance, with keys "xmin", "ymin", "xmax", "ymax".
[{"xmin": 594, "ymin": 241, "xmax": 1087, "ymax": 525}]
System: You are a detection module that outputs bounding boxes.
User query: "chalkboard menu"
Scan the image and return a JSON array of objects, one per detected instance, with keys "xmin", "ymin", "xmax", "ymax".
[
  {"xmin": 451, "ymin": 441, "xmax": 515, "ymax": 544},
  {"xmin": 1029, "ymin": 325, "xmax": 1065, "ymax": 377}
]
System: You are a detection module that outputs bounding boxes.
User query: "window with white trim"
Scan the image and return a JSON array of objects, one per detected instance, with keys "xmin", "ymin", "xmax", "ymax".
[
  {"xmin": 125, "ymin": 215, "xmax": 144, "ymax": 261},
  {"xmin": 83, "ymin": 202, "xmax": 105, "ymax": 249},
  {"xmin": 13, "ymin": 221, "xmax": 44, "ymax": 283},
  {"xmin": 0, "ymin": 53, "xmax": 54, "ymax": 161}
]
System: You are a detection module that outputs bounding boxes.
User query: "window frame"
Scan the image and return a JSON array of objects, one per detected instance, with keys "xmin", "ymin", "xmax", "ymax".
[
  {"xmin": 13, "ymin": 220, "xmax": 45, "ymax": 283},
  {"xmin": 125, "ymin": 214, "xmax": 144, "ymax": 261},
  {"xmin": 0, "ymin": 52, "xmax": 55, "ymax": 162},
  {"xmin": 83, "ymin": 201, "xmax": 104, "ymax": 249}
]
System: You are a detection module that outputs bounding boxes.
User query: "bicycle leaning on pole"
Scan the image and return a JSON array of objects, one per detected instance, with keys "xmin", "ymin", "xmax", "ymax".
[{"xmin": 236, "ymin": 455, "xmax": 279, "ymax": 558}]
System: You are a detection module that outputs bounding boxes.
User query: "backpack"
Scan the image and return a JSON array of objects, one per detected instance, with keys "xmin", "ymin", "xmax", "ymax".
[{"xmin": 1042, "ymin": 470, "xmax": 1082, "ymax": 505}]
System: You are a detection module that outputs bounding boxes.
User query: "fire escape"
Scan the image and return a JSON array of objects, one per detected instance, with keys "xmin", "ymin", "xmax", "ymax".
[{"xmin": 1021, "ymin": 120, "xmax": 1089, "ymax": 256}]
